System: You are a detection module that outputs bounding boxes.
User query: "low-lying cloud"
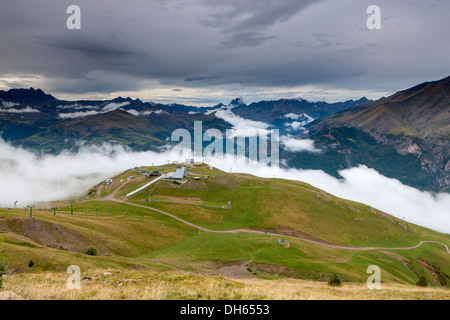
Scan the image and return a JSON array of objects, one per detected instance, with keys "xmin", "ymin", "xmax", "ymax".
[
  {"xmin": 214, "ymin": 108, "xmax": 270, "ymax": 137},
  {"xmin": 280, "ymin": 136, "xmax": 321, "ymax": 153},
  {"xmin": 57, "ymin": 104, "xmax": 100, "ymax": 111},
  {"xmin": 102, "ymin": 102, "xmax": 130, "ymax": 113},
  {"xmin": 0, "ymin": 138, "xmax": 449, "ymax": 234},
  {"xmin": 282, "ymin": 113, "xmax": 314, "ymax": 121},
  {"xmin": 0, "ymin": 101, "xmax": 19, "ymax": 108},
  {"xmin": 58, "ymin": 102, "xmax": 130, "ymax": 119},
  {"xmin": 0, "ymin": 106, "xmax": 40, "ymax": 113},
  {"xmin": 125, "ymin": 109, "xmax": 166, "ymax": 116},
  {"xmin": 212, "ymin": 159, "xmax": 450, "ymax": 234},
  {"xmin": 0, "ymin": 139, "xmax": 173, "ymax": 206},
  {"xmin": 59, "ymin": 110, "xmax": 100, "ymax": 119}
]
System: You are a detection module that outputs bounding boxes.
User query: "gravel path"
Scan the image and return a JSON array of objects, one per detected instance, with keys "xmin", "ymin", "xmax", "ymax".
[{"xmin": 114, "ymin": 199, "xmax": 450, "ymax": 256}]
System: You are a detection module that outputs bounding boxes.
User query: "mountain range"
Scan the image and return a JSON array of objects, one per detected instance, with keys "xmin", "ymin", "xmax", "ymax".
[
  {"xmin": 0, "ymin": 88, "xmax": 364, "ymax": 152},
  {"xmin": 306, "ymin": 76, "xmax": 450, "ymax": 192},
  {"xmin": 0, "ymin": 75, "xmax": 449, "ymax": 192}
]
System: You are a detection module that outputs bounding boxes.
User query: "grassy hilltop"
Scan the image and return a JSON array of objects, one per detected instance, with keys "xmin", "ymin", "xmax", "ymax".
[{"xmin": 1, "ymin": 163, "xmax": 449, "ymax": 299}]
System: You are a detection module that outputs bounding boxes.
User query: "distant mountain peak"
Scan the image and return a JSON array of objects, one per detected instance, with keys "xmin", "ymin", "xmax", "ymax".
[
  {"xmin": 398, "ymin": 75, "xmax": 450, "ymax": 95},
  {"xmin": 308, "ymin": 75, "xmax": 450, "ymax": 191},
  {"xmin": 112, "ymin": 96, "xmax": 134, "ymax": 103},
  {"xmin": 229, "ymin": 97, "xmax": 245, "ymax": 106},
  {"xmin": 212, "ymin": 103, "xmax": 225, "ymax": 108},
  {"xmin": 0, "ymin": 87, "xmax": 56, "ymax": 104}
]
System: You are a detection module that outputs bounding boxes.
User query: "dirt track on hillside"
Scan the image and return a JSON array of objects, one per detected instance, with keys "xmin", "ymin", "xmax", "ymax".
[{"xmin": 114, "ymin": 199, "xmax": 450, "ymax": 256}]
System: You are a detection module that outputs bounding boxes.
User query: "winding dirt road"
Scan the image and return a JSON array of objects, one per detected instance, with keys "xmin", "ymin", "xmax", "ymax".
[{"xmin": 114, "ymin": 199, "xmax": 450, "ymax": 256}]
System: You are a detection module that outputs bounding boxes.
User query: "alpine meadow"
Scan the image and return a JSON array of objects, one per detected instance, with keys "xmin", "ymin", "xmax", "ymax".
[{"xmin": 0, "ymin": 0, "xmax": 449, "ymax": 311}]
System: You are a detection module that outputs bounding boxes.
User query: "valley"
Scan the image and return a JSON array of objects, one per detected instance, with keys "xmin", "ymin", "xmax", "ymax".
[{"xmin": 1, "ymin": 76, "xmax": 449, "ymax": 193}]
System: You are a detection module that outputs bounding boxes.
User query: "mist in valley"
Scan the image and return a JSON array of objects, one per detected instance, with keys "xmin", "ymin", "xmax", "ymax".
[{"xmin": 0, "ymin": 138, "xmax": 449, "ymax": 234}]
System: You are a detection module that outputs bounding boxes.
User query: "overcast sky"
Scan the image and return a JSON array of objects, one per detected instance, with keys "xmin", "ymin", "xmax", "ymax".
[{"xmin": 1, "ymin": 0, "xmax": 449, "ymax": 105}]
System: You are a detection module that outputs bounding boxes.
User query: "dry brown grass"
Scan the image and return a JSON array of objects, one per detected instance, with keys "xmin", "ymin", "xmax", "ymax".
[{"xmin": 2, "ymin": 269, "xmax": 450, "ymax": 300}]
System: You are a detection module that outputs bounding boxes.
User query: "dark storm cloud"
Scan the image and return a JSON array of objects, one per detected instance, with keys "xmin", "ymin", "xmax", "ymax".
[
  {"xmin": 219, "ymin": 32, "xmax": 276, "ymax": 48},
  {"xmin": 185, "ymin": 75, "xmax": 219, "ymax": 82},
  {"xmin": 199, "ymin": 0, "xmax": 318, "ymax": 48},
  {"xmin": 0, "ymin": 0, "xmax": 449, "ymax": 101},
  {"xmin": 35, "ymin": 34, "xmax": 139, "ymax": 58}
]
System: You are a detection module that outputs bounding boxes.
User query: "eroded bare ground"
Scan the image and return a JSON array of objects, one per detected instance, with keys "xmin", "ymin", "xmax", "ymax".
[
  {"xmin": 218, "ymin": 263, "xmax": 253, "ymax": 279},
  {"xmin": 0, "ymin": 216, "xmax": 111, "ymax": 256}
]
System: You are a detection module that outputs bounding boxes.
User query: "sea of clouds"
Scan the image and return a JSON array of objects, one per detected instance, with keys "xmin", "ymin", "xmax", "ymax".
[{"xmin": 0, "ymin": 138, "xmax": 449, "ymax": 234}]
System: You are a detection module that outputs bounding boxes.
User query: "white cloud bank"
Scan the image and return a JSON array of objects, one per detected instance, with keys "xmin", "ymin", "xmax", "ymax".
[
  {"xmin": 0, "ymin": 138, "xmax": 449, "ymax": 234},
  {"xmin": 214, "ymin": 109, "xmax": 320, "ymax": 153},
  {"xmin": 0, "ymin": 101, "xmax": 19, "ymax": 108},
  {"xmin": 280, "ymin": 136, "xmax": 321, "ymax": 153},
  {"xmin": 59, "ymin": 110, "xmax": 100, "ymax": 119},
  {"xmin": 58, "ymin": 102, "xmax": 130, "ymax": 119},
  {"xmin": 282, "ymin": 113, "xmax": 315, "ymax": 131},
  {"xmin": 0, "ymin": 106, "xmax": 40, "ymax": 113},
  {"xmin": 212, "ymin": 161, "xmax": 450, "ymax": 234},
  {"xmin": 57, "ymin": 104, "xmax": 100, "ymax": 111},
  {"xmin": 125, "ymin": 109, "xmax": 167, "ymax": 116},
  {"xmin": 283, "ymin": 113, "xmax": 314, "ymax": 122},
  {"xmin": 214, "ymin": 108, "xmax": 270, "ymax": 137}
]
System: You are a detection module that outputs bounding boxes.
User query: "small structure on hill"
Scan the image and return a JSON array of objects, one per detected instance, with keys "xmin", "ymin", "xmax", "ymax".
[
  {"xmin": 149, "ymin": 170, "xmax": 161, "ymax": 177},
  {"xmin": 105, "ymin": 179, "xmax": 112, "ymax": 185},
  {"xmin": 173, "ymin": 166, "xmax": 186, "ymax": 180}
]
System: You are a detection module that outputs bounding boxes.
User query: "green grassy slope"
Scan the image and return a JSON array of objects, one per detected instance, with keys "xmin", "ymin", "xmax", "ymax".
[
  {"xmin": 128, "ymin": 168, "xmax": 448, "ymax": 247},
  {"xmin": 1, "ymin": 164, "xmax": 449, "ymax": 287}
]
